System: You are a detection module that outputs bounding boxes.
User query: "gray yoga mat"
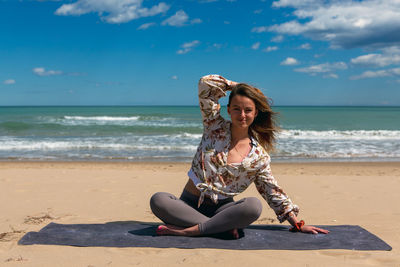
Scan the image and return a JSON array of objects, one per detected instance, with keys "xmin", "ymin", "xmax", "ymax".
[{"xmin": 18, "ymin": 221, "xmax": 392, "ymax": 251}]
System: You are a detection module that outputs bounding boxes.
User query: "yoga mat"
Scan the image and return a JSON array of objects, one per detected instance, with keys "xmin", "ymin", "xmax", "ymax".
[{"xmin": 19, "ymin": 222, "xmax": 392, "ymax": 251}]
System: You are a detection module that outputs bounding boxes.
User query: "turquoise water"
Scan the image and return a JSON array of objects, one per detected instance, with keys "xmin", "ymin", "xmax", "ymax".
[
  {"xmin": 0, "ymin": 106, "xmax": 399, "ymax": 161},
  {"xmin": 275, "ymin": 106, "xmax": 400, "ymax": 130}
]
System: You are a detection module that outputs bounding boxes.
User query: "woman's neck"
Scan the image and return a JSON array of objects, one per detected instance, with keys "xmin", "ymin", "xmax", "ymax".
[{"xmin": 231, "ymin": 125, "xmax": 250, "ymax": 143}]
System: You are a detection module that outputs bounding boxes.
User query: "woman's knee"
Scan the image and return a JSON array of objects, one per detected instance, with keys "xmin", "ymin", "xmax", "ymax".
[
  {"xmin": 241, "ymin": 197, "xmax": 262, "ymax": 221},
  {"xmin": 149, "ymin": 192, "xmax": 174, "ymax": 214}
]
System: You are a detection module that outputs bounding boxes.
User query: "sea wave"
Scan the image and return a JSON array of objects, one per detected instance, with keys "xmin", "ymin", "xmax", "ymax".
[
  {"xmin": 64, "ymin": 115, "xmax": 140, "ymax": 122},
  {"xmin": 279, "ymin": 130, "xmax": 400, "ymax": 140},
  {"xmin": 0, "ymin": 135, "xmax": 199, "ymax": 152},
  {"xmin": 0, "ymin": 129, "xmax": 399, "ymax": 161},
  {"xmin": 44, "ymin": 115, "xmax": 203, "ymax": 128}
]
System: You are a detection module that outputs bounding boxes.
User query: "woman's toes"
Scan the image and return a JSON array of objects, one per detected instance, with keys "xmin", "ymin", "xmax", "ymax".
[
  {"xmin": 156, "ymin": 225, "xmax": 168, "ymax": 235},
  {"xmin": 231, "ymin": 228, "xmax": 239, "ymax": 239}
]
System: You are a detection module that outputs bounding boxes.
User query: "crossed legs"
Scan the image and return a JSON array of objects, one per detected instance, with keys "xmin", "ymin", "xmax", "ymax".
[{"xmin": 150, "ymin": 191, "xmax": 262, "ymax": 237}]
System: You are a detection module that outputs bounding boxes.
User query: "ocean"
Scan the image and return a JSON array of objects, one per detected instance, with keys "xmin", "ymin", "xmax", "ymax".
[{"xmin": 0, "ymin": 106, "xmax": 399, "ymax": 162}]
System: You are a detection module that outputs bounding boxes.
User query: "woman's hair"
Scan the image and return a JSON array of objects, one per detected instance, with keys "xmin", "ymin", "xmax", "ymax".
[{"xmin": 228, "ymin": 83, "xmax": 280, "ymax": 152}]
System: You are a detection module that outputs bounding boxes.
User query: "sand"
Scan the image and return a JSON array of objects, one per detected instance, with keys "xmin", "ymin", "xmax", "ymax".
[{"xmin": 0, "ymin": 161, "xmax": 399, "ymax": 266}]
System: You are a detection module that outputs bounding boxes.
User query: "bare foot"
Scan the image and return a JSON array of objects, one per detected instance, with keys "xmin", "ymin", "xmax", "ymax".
[
  {"xmin": 156, "ymin": 225, "xmax": 241, "ymax": 239},
  {"xmin": 156, "ymin": 224, "xmax": 183, "ymax": 235},
  {"xmin": 156, "ymin": 224, "xmax": 200, "ymax": 236},
  {"xmin": 230, "ymin": 228, "xmax": 239, "ymax": 239}
]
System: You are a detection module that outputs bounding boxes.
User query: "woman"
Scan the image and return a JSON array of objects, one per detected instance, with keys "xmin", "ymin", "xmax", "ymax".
[{"xmin": 150, "ymin": 74, "xmax": 329, "ymax": 238}]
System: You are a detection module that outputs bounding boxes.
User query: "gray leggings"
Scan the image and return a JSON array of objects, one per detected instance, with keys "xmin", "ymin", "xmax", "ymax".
[{"xmin": 150, "ymin": 190, "xmax": 262, "ymax": 235}]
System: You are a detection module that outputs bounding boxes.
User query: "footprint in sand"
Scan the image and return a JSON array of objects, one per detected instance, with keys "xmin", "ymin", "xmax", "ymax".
[
  {"xmin": 0, "ymin": 227, "xmax": 26, "ymax": 242},
  {"xmin": 23, "ymin": 213, "xmax": 56, "ymax": 225},
  {"xmin": 256, "ymin": 217, "xmax": 276, "ymax": 223},
  {"xmin": 4, "ymin": 256, "xmax": 28, "ymax": 262},
  {"xmin": 23, "ymin": 210, "xmax": 73, "ymax": 225}
]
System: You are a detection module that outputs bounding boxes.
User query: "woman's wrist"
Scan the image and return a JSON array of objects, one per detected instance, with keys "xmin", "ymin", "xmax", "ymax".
[
  {"xmin": 289, "ymin": 220, "xmax": 305, "ymax": 232},
  {"xmin": 287, "ymin": 212, "xmax": 305, "ymax": 232},
  {"xmin": 228, "ymin": 81, "xmax": 238, "ymax": 88},
  {"xmin": 287, "ymin": 211, "xmax": 299, "ymax": 225}
]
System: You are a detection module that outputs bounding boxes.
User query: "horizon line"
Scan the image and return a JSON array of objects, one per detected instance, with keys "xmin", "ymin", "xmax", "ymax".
[{"xmin": 1, "ymin": 104, "xmax": 400, "ymax": 108}]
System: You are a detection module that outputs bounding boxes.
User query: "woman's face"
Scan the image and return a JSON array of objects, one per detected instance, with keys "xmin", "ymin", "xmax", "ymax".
[{"xmin": 227, "ymin": 95, "xmax": 258, "ymax": 129}]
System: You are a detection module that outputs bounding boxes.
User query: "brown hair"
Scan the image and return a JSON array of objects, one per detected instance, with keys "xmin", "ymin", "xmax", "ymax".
[{"xmin": 228, "ymin": 83, "xmax": 280, "ymax": 152}]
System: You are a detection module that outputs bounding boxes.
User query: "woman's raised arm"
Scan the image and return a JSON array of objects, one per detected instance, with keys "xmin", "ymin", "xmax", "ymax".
[{"xmin": 198, "ymin": 75, "xmax": 237, "ymax": 128}]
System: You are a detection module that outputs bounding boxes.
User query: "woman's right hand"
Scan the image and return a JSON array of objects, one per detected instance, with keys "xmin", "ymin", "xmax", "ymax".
[
  {"xmin": 207, "ymin": 75, "xmax": 237, "ymax": 89},
  {"xmin": 228, "ymin": 80, "xmax": 238, "ymax": 87},
  {"xmin": 301, "ymin": 225, "xmax": 330, "ymax": 234}
]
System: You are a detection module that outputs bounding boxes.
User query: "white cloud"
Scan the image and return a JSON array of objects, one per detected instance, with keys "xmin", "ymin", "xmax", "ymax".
[
  {"xmin": 351, "ymin": 46, "xmax": 400, "ymax": 67},
  {"xmin": 299, "ymin": 43, "xmax": 311, "ymax": 50},
  {"xmin": 55, "ymin": 0, "xmax": 169, "ymax": 24},
  {"xmin": 295, "ymin": 62, "xmax": 347, "ymax": 75},
  {"xmin": 171, "ymin": 75, "xmax": 178, "ymax": 80},
  {"xmin": 254, "ymin": 9, "xmax": 263, "ymax": 14},
  {"xmin": 191, "ymin": 18, "xmax": 202, "ymax": 24},
  {"xmin": 271, "ymin": 35, "xmax": 284, "ymax": 43},
  {"xmin": 272, "ymin": 0, "xmax": 320, "ymax": 8},
  {"xmin": 323, "ymin": 73, "xmax": 339, "ymax": 79},
  {"xmin": 162, "ymin": 10, "xmax": 188, "ymax": 27},
  {"xmin": 33, "ymin": 67, "xmax": 63, "ymax": 76},
  {"xmin": 263, "ymin": 46, "xmax": 278, "ymax": 52},
  {"xmin": 251, "ymin": 26, "xmax": 268, "ymax": 33},
  {"xmin": 269, "ymin": 0, "xmax": 400, "ymax": 49},
  {"xmin": 212, "ymin": 43, "xmax": 223, "ymax": 49},
  {"xmin": 351, "ymin": 70, "xmax": 390, "ymax": 79},
  {"xmin": 137, "ymin": 22, "xmax": 156, "ymax": 30},
  {"xmin": 350, "ymin": 68, "xmax": 400, "ymax": 80},
  {"xmin": 251, "ymin": 42, "xmax": 260, "ymax": 50},
  {"xmin": 281, "ymin": 57, "xmax": 299, "ymax": 66},
  {"xmin": 177, "ymin": 40, "xmax": 200, "ymax": 54},
  {"xmin": 3, "ymin": 79, "xmax": 15, "ymax": 85}
]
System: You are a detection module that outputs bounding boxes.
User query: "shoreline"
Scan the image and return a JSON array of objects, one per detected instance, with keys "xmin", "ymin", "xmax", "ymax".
[
  {"xmin": 1, "ymin": 161, "xmax": 399, "ymax": 177},
  {"xmin": 1, "ymin": 157, "xmax": 400, "ymax": 163},
  {"xmin": 1, "ymin": 159, "xmax": 399, "ymax": 166}
]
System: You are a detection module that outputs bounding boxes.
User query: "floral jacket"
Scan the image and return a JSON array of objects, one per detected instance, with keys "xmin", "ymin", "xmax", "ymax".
[{"xmin": 189, "ymin": 74, "xmax": 299, "ymax": 223}]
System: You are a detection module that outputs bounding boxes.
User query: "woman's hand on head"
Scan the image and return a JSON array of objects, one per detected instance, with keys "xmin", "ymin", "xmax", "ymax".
[
  {"xmin": 208, "ymin": 75, "xmax": 238, "ymax": 88},
  {"xmin": 229, "ymin": 81, "xmax": 239, "ymax": 87},
  {"xmin": 301, "ymin": 225, "xmax": 330, "ymax": 234}
]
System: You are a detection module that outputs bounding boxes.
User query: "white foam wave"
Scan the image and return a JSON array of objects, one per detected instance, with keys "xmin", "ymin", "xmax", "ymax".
[
  {"xmin": 0, "ymin": 136, "xmax": 199, "ymax": 152},
  {"xmin": 279, "ymin": 130, "xmax": 400, "ymax": 140},
  {"xmin": 0, "ymin": 141, "xmax": 198, "ymax": 152},
  {"xmin": 1, "ymin": 130, "xmax": 400, "ymax": 160},
  {"xmin": 172, "ymin": 133, "xmax": 203, "ymax": 139},
  {"xmin": 42, "ymin": 116, "xmax": 202, "ymax": 128},
  {"xmin": 60, "ymin": 116, "xmax": 140, "ymax": 126},
  {"xmin": 64, "ymin": 116, "xmax": 140, "ymax": 121}
]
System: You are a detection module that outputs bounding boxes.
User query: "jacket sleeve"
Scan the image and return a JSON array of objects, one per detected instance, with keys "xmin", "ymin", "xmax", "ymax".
[
  {"xmin": 198, "ymin": 74, "xmax": 235, "ymax": 128},
  {"xmin": 254, "ymin": 156, "xmax": 300, "ymax": 223}
]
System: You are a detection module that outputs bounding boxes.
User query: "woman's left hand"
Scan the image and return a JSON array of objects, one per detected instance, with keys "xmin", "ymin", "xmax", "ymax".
[{"xmin": 301, "ymin": 225, "xmax": 330, "ymax": 234}]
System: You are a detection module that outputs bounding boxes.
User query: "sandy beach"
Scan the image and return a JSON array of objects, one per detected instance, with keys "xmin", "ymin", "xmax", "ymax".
[{"xmin": 0, "ymin": 161, "xmax": 399, "ymax": 266}]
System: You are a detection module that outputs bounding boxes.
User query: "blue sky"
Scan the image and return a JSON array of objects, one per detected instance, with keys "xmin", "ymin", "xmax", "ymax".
[{"xmin": 1, "ymin": 0, "xmax": 400, "ymax": 106}]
